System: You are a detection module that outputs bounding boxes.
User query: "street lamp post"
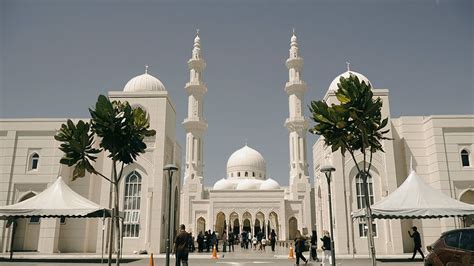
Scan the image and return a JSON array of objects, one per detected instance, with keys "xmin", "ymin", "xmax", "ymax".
[
  {"xmin": 164, "ymin": 164, "xmax": 179, "ymax": 266},
  {"xmin": 321, "ymin": 165, "xmax": 336, "ymax": 266}
]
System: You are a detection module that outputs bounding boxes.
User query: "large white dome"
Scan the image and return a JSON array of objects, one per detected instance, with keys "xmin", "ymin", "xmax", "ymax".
[
  {"xmin": 226, "ymin": 145, "xmax": 266, "ymax": 179},
  {"xmin": 328, "ymin": 70, "xmax": 371, "ymax": 91},
  {"xmin": 123, "ymin": 72, "xmax": 166, "ymax": 92}
]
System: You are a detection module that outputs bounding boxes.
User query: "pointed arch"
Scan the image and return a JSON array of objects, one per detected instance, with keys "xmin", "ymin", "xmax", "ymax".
[
  {"xmin": 197, "ymin": 217, "xmax": 206, "ymax": 234},
  {"xmin": 13, "ymin": 192, "xmax": 40, "ymax": 251},
  {"xmin": 28, "ymin": 152, "xmax": 40, "ymax": 171},
  {"xmin": 288, "ymin": 217, "xmax": 298, "ymax": 240}
]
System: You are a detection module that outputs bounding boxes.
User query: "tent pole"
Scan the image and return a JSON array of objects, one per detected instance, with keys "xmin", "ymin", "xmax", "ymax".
[
  {"xmin": 9, "ymin": 219, "xmax": 16, "ymax": 260},
  {"xmin": 102, "ymin": 210, "xmax": 106, "ymax": 264}
]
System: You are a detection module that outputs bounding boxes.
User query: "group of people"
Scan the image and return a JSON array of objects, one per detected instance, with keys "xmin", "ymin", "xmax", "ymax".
[
  {"xmin": 238, "ymin": 229, "xmax": 278, "ymax": 251},
  {"xmin": 293, "ymin": 230, "xmax": 332, "ymax": 265},
  {"xmin": 195, "ymin": 229, "xmax": 237, "ymax": 252},
  {"xmin": 174, "ymin": 224, "xmax": 426, "ymax": 266}
]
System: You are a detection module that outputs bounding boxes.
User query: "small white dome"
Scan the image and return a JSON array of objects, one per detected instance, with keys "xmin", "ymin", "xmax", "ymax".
[
  {"xmin": 260, "ymin": 178, "xmax": 280, "ymax": 190},
  {"xmin": 236, "ymin": 179, "xmax": 261, "ymax": 190},
  {"xmin": 213, "ymin": 178, "xmax": 234, "ymax": 190},
  {"xmin": 226, "ymin": 145, "xmax": 266, "ymax": 179},
  {"xmin": 328, "ymin": 70, "xmax": 371, "ymax": 91},
  {"xmin": 124, "ymin": 72, "xmax": 166, "ymax": 92}
]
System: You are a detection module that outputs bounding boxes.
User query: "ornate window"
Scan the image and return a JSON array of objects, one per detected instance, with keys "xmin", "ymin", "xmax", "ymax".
[
  {"xmin": 237, "ymin": 172, "xmax": 240, "ymax": 177},
  {"xmin": 123, "ymin": 171, "xmax": 142, "ymax": 238},
  {"xmin": 29, "ymin": 153, "xmax": 40, "ymax": 171},
  {"xmin": 461, "ymin": 149, "xmax": 470, "ymax": 167},
  {"xmin": 245, "ymin": 172, "xmax": 248, "ymax": 177}
]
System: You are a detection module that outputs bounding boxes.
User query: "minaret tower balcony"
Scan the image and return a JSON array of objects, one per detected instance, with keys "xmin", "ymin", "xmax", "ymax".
[
  {"xmin": 182, "ymin": 118, "xmax": 208, "ymax": 132},
  {"xmin": 185, "ymin": 81, "xmax": 207, "ymax": 95},
  {"xmin": 284, "ymin": 80, "xmax": 307, "ymax": 95}
]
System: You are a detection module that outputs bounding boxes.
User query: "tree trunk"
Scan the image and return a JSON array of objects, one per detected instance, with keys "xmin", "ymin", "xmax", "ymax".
[
  {"xmin": 114, "ymin": 183, "xmax": 121, "ymax": 266},
  {"xmin": 361, "ymin": 172, "xmax": 377, "ymax": 266},
  {"xmin": 108, "ymin": 208, "xmax": 114, "ymax": 266}
]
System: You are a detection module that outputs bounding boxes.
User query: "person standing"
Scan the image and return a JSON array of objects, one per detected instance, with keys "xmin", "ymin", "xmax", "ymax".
[
  {"xmin": 173, "ymin": 224, "xmax": 190, "ymax": 266},
  {"xmin": 222, "ymin": 230, "xmax": 227, "ymax": 252},
  {"xmin": 270, "ymin": 229, "xmax": 277, "ymax": 252},
  {"xmin": 408, "ymin": 226, "xmax": 425, "ymax": 260},
  {"xmin": 321, "ymin": 230, "xmax": 331, "ymax": 265},
  {"xmin": 310, "ymin": 230, "xmax": 319, "ymax": 261},
  {"xmin": 199, "ymin": 231, "xmax": 204, "ymax": 252},
  {"xmin": 295, "ymin": 230, "xmax": 308, "ymax": 265},
  {"xmin": 228, "ymin": 232, "xmax": 235, "ymax": 252},
  {"xmin": 205, "ymin": 231, "xmax": 211, "ymax": 252}
]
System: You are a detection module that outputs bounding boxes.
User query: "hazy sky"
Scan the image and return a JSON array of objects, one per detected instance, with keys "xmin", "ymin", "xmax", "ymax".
[{"xmin": 1, "ymin": 0, "xmax": 472, "ymax": 186}]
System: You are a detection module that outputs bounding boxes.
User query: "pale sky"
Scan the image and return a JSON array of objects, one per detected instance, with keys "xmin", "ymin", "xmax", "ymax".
[{"xmin": 1, "ymin": 0, "xmax": 473, "ymax": 186}]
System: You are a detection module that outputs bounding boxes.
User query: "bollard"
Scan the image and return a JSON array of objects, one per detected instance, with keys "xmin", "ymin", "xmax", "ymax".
[
  {"xmin": 211, "ymin": 244, "xmax": 218, "ymax": 259},
  {"xmin": 149, "ymin": 253, "xmax": 154, "ymax": 266},
  {"xmin": 288, "ymin": 245, "xmax": 294, "ymax": 259}
]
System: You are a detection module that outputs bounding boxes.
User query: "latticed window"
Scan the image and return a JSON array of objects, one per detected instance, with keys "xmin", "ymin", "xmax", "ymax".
[
  {"xmin": 355, "ymin": 174, "xmax": 374, "ymax": 209},
  {"xmin": 123, "ymin": 171, "xmax": 142, "ymax": 238}
]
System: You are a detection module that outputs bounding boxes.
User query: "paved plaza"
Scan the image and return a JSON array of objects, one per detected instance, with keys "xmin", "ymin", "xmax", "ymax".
[{"xmin": 0, "ymin": 245, "xmax": 425, "ymax": 266}]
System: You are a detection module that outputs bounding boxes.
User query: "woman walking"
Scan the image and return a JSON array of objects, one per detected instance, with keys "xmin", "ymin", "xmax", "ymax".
[
  {"xmin": 295, "ymin": 230, "xmax": 308, "ymax": 265},
  {"xmin": 321, "ymin": 230, "xmax": 331, "ymax": 265}
]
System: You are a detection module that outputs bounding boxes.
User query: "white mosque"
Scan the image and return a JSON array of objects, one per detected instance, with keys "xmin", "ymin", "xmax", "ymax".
[
  {"xmin": 179, "ymin": 32, "xmax": 314, "ymax": 240},
  {"xmin": 0, "ymin": 30, "xmax": 472, "ymax": 256}
]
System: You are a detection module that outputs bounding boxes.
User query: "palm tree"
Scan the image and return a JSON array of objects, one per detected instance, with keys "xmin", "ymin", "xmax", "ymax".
[
  {"xmin": 54, "ymin": 95, "xmax": 156, "ymax": 266},
  {"xmin": 309, "ymin": 74, "xmax": 390, "ymax": 265}
]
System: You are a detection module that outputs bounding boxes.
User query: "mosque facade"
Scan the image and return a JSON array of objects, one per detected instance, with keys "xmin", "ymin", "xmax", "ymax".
[{"xmin": 179, "ymin": 32, "xmax": 314, "ymax": 241}]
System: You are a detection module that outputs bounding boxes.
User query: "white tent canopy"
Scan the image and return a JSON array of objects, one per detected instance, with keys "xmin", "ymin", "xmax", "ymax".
[
  {"xmin": 352, "ymin": 170, "xmax": 474, "ymax": 219},
  {"xmin": 0, "ymin": 176, "xmax": 111, "ymax": 218}
]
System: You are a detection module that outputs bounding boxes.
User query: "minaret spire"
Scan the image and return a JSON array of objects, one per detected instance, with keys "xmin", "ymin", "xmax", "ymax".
[
  {"xmin": 183, "ymin": 31, "xmax": 208, "ymax": 183},
  {"xmin": 284, "ymin": 30, "xmax": 310, "ymax": 197}
]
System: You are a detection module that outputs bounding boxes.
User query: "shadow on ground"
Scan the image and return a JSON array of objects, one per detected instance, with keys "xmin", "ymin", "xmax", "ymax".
[
  {"xmin": 0, "ymin": 258, "xmax": 140, "ymax": 264},
  {"xmin": 377, "ymin": 258, "xmax": 424, "ymax": 263}
]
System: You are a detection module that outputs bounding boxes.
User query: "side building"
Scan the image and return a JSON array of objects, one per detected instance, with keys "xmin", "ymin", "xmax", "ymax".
[
  {"xmin": 0, "ymin": 69, "xmax": 181, "ymax": 254},
  {"xmin": 312, "ymin": 70, "xmax": 474, "ymax": 255}
]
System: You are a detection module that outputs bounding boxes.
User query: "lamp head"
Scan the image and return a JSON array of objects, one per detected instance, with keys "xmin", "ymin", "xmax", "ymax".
[
  {"xmin": 320, "ymin": 165, "xmax": 335, "ymax": 173},
  {"xmin": 163, "ymin": 164, "xmax": 179, "ymax": 172}
]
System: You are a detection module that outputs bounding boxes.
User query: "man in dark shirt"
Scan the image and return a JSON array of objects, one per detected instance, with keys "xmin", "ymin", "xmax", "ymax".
[
  {"xmin": 408, "ymin": 226, "xmax": 425, "ymax": 260},
  {"xmin": 174, "ymin": 224, "xmax": 189, "ymax": 266}
]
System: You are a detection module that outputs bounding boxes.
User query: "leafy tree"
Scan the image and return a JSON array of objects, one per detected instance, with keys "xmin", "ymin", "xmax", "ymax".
[
  {"xmin": 309, "ymin": 74, "xmax": 390, "ymax": 265},
  {"xmin": 55, "ymin": 95, "xmax": 156, "ymax": 266}
]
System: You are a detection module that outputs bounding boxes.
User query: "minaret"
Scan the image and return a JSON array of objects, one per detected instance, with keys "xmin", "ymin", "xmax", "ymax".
[
  {"xmin": 180, "ymin": 30, "xmax": 207, "ymax": 231},
  {"xmin": 284, "ymin": 30, "xmax": 310, "ymax": 197},
  {"xmin": 183, "ymin": 29, "xmax": 207, "ymax": 184}
]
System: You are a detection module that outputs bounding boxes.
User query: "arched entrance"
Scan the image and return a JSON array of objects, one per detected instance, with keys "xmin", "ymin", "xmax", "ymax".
[
  {"xmin": 255, "ymin": 212, "xmax": 264, "ymax": 235},
  {"xmin": 216, "ymin": 212, "xmax": 226, "ymax": 237},
  {"xmin": 460, "ymin": 190, "xmax": 474, "ymax": 227},
  {"xmin": 288, "ymin": 217, "xmax": 298, "ymax": 240},
  {"xmin": 13, "ymin": 192, "xmax": 40, "ymax": 251},
  {"xmin": 197, "ymin": 217, "xmax": 206, "ymax": 234},
  {"xmin": 242, "ymin": 212, "xmax": 252, "ymax": 233},
  {"xmin": 269, "ymin": 212, "xmax": 279, "ymax": 239},
  {"xmin": 229, "ymin": 212, "xmax": 239, "ymax": 235}
]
